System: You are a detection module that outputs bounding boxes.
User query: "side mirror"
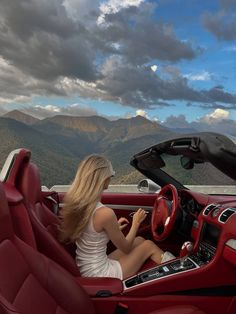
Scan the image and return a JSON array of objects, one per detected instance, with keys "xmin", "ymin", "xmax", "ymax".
[{"xmin": 137, "ymin": 179, "xmax": 161, "ymax": 194}]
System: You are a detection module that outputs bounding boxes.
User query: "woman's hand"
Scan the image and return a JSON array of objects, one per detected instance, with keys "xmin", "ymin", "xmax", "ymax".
[
  {"xmin": 118, "ymin": 217, "xmax": 129, "ymax": 230},
  {"xmin": 132, "ymin": 208, "xmax": 147, "ymax": 228}
]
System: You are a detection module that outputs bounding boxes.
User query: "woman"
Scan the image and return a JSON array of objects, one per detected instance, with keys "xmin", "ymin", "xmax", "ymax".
[{"xmin": 60, "ymin": 154, "xmax": 174, "ymax": 280}]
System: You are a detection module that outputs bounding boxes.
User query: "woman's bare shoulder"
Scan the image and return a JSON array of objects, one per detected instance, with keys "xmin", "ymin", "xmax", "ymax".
[
  {"xmin": 96, "ymin": 205, "xmax": 115, "ymax": 219},
  {"xmin": 93, "ymin": 205, "xmax": 116, "ymax": 231}
]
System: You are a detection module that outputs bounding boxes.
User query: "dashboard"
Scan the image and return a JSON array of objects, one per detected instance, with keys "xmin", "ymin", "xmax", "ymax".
[
  {"xmin": 180, "ymin": 191, "xmax": 204, "ymax": 216},
  {"xmin": 177, "ymin": 189, "xmax": 236, "ymax": 244},
  {"xmin": 123, "ymin": 190, "xmax": 236, "ymax": 295},
  {"xmin": 179, "ymin": 189, "xmax": 236, "ymax": 218}
]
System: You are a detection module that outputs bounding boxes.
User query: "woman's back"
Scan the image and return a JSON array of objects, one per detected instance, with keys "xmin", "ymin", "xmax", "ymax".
[{"xmin": 75, "ymin": 202, "xmax": 123, "ymax": 279}]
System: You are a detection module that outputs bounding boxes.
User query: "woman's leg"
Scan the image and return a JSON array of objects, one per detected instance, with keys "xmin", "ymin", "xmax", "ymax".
[
  {"xmin": 108, "ymin": 236, "xmax": 145, "ymax": 260},
  {"xmin": 119, "ymin": 240, "xmax": 164, "ymax": 279}
]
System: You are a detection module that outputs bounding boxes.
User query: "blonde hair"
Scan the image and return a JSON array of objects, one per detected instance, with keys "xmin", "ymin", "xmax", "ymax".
[{"xmin": 60, "ymin": 154, "xmax": 114, "ymax": 242}]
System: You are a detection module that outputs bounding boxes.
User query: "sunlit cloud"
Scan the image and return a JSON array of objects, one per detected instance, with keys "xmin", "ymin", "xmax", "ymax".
[
  {"xmin": 201, "ymin": 108, "xmax": 230, "ymax": 123},
  {"xmin": 184, "ymin": 71, "xmax": 211, "ymax": 81},
  {"xmin": 153, "ymin": 116, "xmax": 162, "ymax": 123},
  {"xmin": 151, "ymin": 65, "xmax": 158, "ymax": 72},
  {"xmin": 98, "ymin": 0, "xmax": 144, "ymax": 25},
  {"xmin": 35, "ymin": 105, "xmax": 61, "ymax": 113},
  {"xmin": 161, "ymin": 109, "xmax": 236, "ymax": 135},
  {"xmin": 135, "ymin": 109, "xmax": 149, "ymax": 119}
]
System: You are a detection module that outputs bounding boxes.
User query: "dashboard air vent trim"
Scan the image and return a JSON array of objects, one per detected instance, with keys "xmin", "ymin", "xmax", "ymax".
[
  {"xmin": 203, "ymin": 204, "xmax": 220, "ymax": 216},
  {"xmin": 218, "ymin": 208, "xmax": 236, "ymax": 224}
]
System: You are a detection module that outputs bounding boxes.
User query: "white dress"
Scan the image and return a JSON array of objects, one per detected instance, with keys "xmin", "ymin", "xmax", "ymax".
[{"xmin": 75, "ymin": 202, "xmax": 123, "ymax": 280}]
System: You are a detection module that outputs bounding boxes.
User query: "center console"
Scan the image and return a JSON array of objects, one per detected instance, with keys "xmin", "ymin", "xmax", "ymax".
[
  {"xmin": 191, "ymin": 222, "xmax": 220, "ymax": 265},
  {"xmin": 124, "ymin": 222, "xmax": 221, "ymax": 290},
  {"xmin": 124, "ymin": 258, "xmax": 198, "ymax": 289}
]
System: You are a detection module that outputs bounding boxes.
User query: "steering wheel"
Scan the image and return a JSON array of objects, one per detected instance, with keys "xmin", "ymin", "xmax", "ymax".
[{"xmin": 151, "ymin": 184, "xmax": 179, "ymax": 241}]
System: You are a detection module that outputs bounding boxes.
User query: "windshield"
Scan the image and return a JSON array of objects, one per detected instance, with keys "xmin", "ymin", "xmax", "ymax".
[{"xmin": 160, "ymin": 153, "xmax": 236, "ymax": 194}]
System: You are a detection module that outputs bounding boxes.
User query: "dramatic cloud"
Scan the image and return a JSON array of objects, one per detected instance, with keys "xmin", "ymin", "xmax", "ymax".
[
  {"xmin": 185, "ymin": 86, "xmax": 236, "ymax": 110},
  {"xmin": 0, "ymin": 56, "xmax": 67, "ymax": 105},
  {"xmin": 202, "ymin": 0, "xmax": 236, "ymax": 40},
  {"xmin": 202, "ymin": 86, "xmax": 236, "ymax": 105},
  {"xmin": 0, "ymin": 0, "xmax": 235, "ymax": 112},
  {"xmin": 0, "ymin": 54, "xmax": 88, "ymax": 112},
  {"xmin": 0, "ymin": 0, "xmax": 97, "ymax": 82},
  {"xmin": 91, "ymin": 57, "xmax": 236, "ymax": 108},
  {"xmin": 98, "ymin": 3, "xmax": 197, "ymax": 64},
  {"xmin": 50, "ymin": 57, "xmax": 236, "ymax": 109},
  {"xmin": 94, "ymin": 56, "xmax": 197, "ymax": 107}
]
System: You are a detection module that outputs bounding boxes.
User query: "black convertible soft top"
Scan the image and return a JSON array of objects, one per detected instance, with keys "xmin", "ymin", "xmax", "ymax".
[{"xmin": 131, "ymin": 132, "xmax": 236, "ymax": 181}]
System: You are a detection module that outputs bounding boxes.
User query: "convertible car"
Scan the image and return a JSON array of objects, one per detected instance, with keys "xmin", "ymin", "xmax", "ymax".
[{"xmin": 0, "ymin": 132, "xmax": 236, "ymax": 314}]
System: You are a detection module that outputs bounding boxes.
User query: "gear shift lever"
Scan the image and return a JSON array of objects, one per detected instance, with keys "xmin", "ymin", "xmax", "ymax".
[{"xmin": 179, "ymin": 241, "xmax": 193, "ymax": 268}]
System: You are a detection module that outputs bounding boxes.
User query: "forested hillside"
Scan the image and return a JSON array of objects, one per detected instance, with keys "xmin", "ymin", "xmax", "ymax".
[{"xmin": 0, "ymin": 112, "xmax": 173, "ymax": 187}]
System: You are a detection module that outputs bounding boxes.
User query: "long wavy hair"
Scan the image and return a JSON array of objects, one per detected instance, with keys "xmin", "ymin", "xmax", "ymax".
[{"xmin": 60, "ymin": 154, "xmax": 115, "ymax": 242}]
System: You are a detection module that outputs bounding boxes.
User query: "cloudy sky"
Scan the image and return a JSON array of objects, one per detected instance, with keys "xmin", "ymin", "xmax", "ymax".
[{"xmin": 0, "ymin": 0, "xmax": 236, "ymax": 131}]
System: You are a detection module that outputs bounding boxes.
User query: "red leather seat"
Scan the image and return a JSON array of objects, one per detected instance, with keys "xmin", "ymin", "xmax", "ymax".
[
  {"xmin": 3, "ymin": 149, "xmax": 79, "ymax": 276},
  {"xmin": 0, "ymin": 181, "xmax": 95, "ymax": 314}
]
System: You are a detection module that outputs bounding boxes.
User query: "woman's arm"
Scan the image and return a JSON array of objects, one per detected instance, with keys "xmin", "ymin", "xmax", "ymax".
[{"xmin": 94, "ymin": 206, "xmax": 147, "ymax": 254}]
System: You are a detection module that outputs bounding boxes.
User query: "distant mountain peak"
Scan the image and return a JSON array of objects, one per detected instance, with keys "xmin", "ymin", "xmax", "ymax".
[
  {"xmin": 41, "ymin": 114, "xmax": 111, "ymax": 133},
  {"xmin": 133, "ymin": 115, "xmax": 148, "ymax": 120},
  {"xmin": 3, "ymin": 110, "xmax": 39, "ymax": 125}
]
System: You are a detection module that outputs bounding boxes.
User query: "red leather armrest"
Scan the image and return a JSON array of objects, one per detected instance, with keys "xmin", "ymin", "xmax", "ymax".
[{"xmin": 76, "ymin": 277, "xmax": 123, "ymax": 297}]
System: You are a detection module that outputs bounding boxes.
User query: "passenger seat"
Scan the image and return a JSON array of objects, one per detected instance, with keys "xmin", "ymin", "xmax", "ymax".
[
  {"xmin": 0, "ymin": 181, "xmax": 94, "ymax": 314},
  {"xmin": 2, "ymin": 148, "xmax": 79, "ymax": 276}
]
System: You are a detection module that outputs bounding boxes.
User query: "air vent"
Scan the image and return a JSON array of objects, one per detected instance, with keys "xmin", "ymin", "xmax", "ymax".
[
  {"xmin": 203, "ymin": 204, "xmax": 219, "ymax": 216},
  {"xmin": 219, "ymin": 208, "xmax": 236, "ymax": 223}
]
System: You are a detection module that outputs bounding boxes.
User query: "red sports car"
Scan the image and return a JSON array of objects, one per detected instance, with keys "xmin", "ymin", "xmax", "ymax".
[{"xmin": 0, "ymin": 132, "xmax": 235, "ymax": 314}]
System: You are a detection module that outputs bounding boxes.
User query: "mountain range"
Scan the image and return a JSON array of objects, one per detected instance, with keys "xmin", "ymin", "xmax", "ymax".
[{"xmin": 0, "ymin": 110, "xmax": 173, "ymax": 187}]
